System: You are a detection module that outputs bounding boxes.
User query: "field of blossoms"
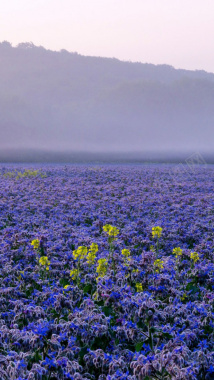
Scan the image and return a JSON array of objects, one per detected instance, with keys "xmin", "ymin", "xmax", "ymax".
[{"xmin": 1, "ymin": 164, "xmax": 214, "ymax": 380}]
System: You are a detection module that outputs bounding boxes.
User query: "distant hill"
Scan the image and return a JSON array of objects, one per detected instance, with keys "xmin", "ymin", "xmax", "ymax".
[{"xmin": 0, "ymin": 41, "xmax": 214, "ymax": 160}]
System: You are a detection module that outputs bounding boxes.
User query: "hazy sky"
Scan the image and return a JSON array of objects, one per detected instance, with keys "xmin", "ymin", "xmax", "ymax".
[{"xmin": 2, "ymin": 0, "xmax": 214, "ymax": 72}]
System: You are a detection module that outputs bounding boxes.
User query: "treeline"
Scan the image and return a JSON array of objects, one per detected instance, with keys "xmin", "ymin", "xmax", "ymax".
[{"xmin": 0, "ymin": 41, "xmax": 214, "ymax": 156}]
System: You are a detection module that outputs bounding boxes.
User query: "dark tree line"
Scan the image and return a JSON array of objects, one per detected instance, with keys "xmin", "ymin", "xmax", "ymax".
[{"xmin": 0, "ymin": 41, "xmax": 214, "ymax": 157}]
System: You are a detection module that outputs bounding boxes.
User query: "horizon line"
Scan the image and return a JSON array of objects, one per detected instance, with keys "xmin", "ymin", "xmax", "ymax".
[{"xmin": 1, "ymin": 40, "xmax": 213, "ymax": 75}]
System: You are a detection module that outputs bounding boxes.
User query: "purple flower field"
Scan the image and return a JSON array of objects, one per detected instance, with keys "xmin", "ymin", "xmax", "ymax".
[{"xmin": 1, "ymin": 164, "xmax": 214, "ymax": 380}]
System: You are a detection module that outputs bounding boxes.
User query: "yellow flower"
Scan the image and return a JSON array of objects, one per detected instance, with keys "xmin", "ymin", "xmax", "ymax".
[
  {"xmin": 154, "ymin": 259, "xmax": 164, "ymax": 272},
  {"xmin": 93, "ymin": 291, "xmax": 98, "ymax": 301},
  {"xmin": 38, "ymin": 256, "xmax": 50, "ymax": 271},
  {"xmin": 121, "ymin": 249, "xmax": 131, "ymax": 266},
  {"xmin": 72, "ymin": 246, "xmax": 88, "ymax": 260},
  {"xmin": 172, "ymin": 247, "xmax": 183, "ymax": 258},
  {"xmin": 152, "ymin": 226, "xmax": 162, "ymax": 238},
  {"xmin": 103, "ymin": 224, "xmax": 112, "ymax": 234},
  {"xmin": 190, "ymin": 252, "xmax": 199, "ymax": 263},
  {"xmin": 87, "ymin": 252, "xmax": 96, "ymax": 266},
  {"xmin": 103, "ymin": 224, "xmax": 119, "ymax": 237},
  {"xmin": 31, "ymin": 239, "xmax": 40, "ymax": 249},
  {"xmin": 132, "ymin": 269, "xmax": 139, "ymax": 274},
  {"xmin": 121, "ymin": 249, "xmax": 130, "ymax": 258},
  {"xmin": 90, "ymin": 243, "xmax": 98, "ymax": 253},
  {"xmin": 18, "ymin": 270, "xmax": 25, "ymax": 281},
  {"xmin": 181, "ymin": 293, "xmax": 187, "ymax": 301},
  {"xmin": 63, "ymin": 284, "xmax": 71, "ymax": 294},
  {"xmin": 87, "ymin": 243, "xmax": 98, "ymax": 265},
  {"xmin": 39, "ymin": 256, "xmax": 50, "ymax": 266},
  {"xmin": 110, "ymin": 226, "xmax": 119, "ymax": 237},
  {"xmin": 70, "ymin": 268, "xmax": 78, "ymax": 280},
  {"xmin": 96, "ymin": 258, "xmax": 107, "ymax": 279},
  {"xmin": 136, "ymin": 283, "xmax": 143, "ymax": 292}
]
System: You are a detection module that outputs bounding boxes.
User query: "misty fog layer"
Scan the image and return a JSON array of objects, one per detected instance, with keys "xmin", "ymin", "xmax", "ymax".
[{"xmin": 1, "ymin": 41, "xmax": 214, "ymax": 155}]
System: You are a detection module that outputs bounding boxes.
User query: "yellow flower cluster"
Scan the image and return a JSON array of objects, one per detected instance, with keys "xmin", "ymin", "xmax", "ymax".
[
  {"xmin": 4, "ymin": 169, "xmax": 46, "ymax": 179},
  {"xmin": 190, "ymin": 251, "xmax": 199, "ymax": 263},
  {"xmin": 103, "ymin": 224, "xmax": 119, "ymax": 237},
  {"xmin": 181, "ymin": 293, "xmax": 187, "ymax": 301},
  {"xmin": 121, "ymin": 249, "xmax": 131, "ymax": 266},
  {"xmin": 121, "ymin": 249, "xmax": 130, "ymax": 258},
  {"xmin": 152, "ymin": 226, "xmax": 162, "ymax": 238},
  {"xmin": 39, "ymin": 256, "xmax": 50, "ymax": 270},
  {"xmin": 73, "ymin": 246, "xmax": 88, "ymax": 260},
  {"xmin": 63, "ymin": 284, "xmax": 71, "ymax": 294},
  {"xmin": 31, "ymin": 239, "xmax": 40, "ymax": 249},
  {"xmin": 96, "ymin": 258, "xmax": 107, "ymax": 279},
  {"xmin": 70, "ymin": 268, "xmax": 78, "ymax": 280},
  {"xmin": 18, "ymin": 270, "xmax": 25, "ymax": 281},
  {"xmin": 16, "ymin": 169, "xmax": 39, "ymax": 179},
  {"xmin": 132, "ymin": 269, "xmax": 139, "ymax": 274},
  {"xmin": 136, "ymin": 283, "xmax": 143, "ymax": 292},
  {"xmin": 172, "ymin": 247, "xmax": 183, "ymax": 258},
  {"xmin": 154, "ymin": 259, "xmax": 164, "ymax": 273},
  {"xmin": 87, "ymin": 243, "xmax": 98, "ymax": 266}
]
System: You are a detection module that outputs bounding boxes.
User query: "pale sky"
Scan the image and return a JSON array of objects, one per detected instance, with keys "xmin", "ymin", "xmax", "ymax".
[{"xmin": 1, "ymin": 0, "xmax": 214, "ymax": 72}]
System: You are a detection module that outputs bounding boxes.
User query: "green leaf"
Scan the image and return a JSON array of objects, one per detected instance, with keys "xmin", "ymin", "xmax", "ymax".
[
  {"xmin": 25, "ymin": 286, "xmax": 34, "ymax": 297},
  {"xmin": 102, "ymin": 306, "xmax": 114, "ymax": 317},
  {"xmin": 27, "ymin": 349, "xmax": 42, "ymax": 370},
  {"xmin": 83, "ymin": 284, "xmax": 92, "ymax": 294},
  {"xmin": 96, "ymin": 300, "xmax": 104, "ymax": 307},
  {"xmin": 135, "ymin": 342, "xmax": 143, "ymax": 352},
  {"xmin": 59, "ymin": 278, "xmax": 70, "ymax": 287},
  {"xmin": 186, "ymin": 282, "xmax": 200, "ymax": 294},
  {"xmin": 137, "ymin": 320, "xmax": 145, "ymax": 329},
  {"xmin": 161, "ymin": 332, "xmax": 173, "ymax": 340},
  {"xmin": 150, "ymin": 327, "xmax": 159, "ymax": 333},
  {"xmin": 91, "ymin": 336, "xmax": 111, "ymax": 351},
  {"xmin": 79, "ymin": 346, "xmax": 88, "ymax": 366}
]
